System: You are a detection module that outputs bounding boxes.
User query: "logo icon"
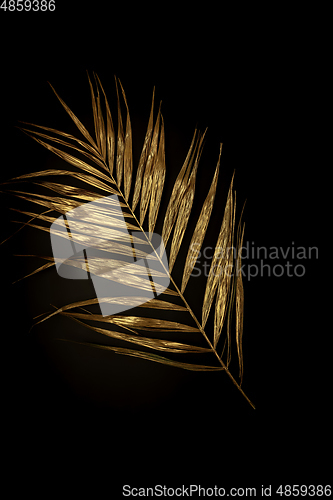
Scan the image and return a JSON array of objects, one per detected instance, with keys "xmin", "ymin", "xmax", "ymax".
[{"xmin": 50, "ymin": 195, "xmax": 170, "ymax": 316}]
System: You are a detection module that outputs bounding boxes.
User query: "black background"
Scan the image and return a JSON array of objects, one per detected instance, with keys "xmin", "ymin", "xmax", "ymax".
[{"xmin": 0, "ymin": 2, "xmax": 328, "ymax": 495}]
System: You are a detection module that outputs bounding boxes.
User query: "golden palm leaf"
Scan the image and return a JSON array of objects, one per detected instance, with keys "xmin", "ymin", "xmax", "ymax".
[{"xmin": 1, "ymin": 72, "xmax": 254, "ymax": 408}]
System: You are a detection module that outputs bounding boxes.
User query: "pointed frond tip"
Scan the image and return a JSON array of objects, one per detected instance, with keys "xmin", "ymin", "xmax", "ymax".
[{"xmin": 58, "ymin": 339, "xmax": 225, "ymax": 371}]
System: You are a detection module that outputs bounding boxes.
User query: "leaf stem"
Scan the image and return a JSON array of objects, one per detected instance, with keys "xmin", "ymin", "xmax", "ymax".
[{"xmin": 169, "ymin": 280, "xmax": 255, "ymax": 409}]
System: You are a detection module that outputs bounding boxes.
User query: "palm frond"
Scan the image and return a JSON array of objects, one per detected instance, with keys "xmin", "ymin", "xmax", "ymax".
[{"xmin": 1, "ymin": 72, "xmax": 254, "ymax": 408}]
